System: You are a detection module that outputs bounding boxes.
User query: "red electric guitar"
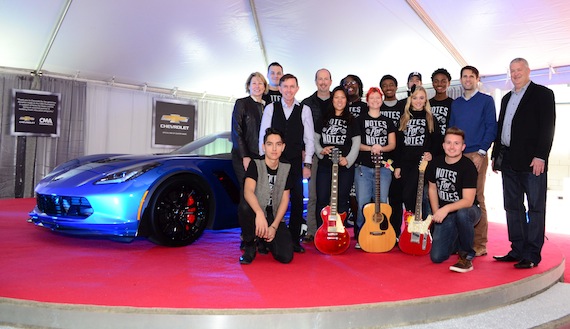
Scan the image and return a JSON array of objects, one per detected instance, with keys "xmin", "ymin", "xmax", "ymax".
[
  {"xmin": 358, "ymin": 153, "xmax": 396, "ymax": 253},
  {"xmin": 398, "ymin": 159, "xmax": 433, "ymax": 256},
  {"xmin": 315, "ymin": 148, "xmax": 350, "ymax": 255}
]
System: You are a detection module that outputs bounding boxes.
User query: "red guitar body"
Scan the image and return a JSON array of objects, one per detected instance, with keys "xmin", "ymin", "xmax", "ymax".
[
  {"xmin": 398, "ymin": 159, "xmax": 433, "ymax": 256},
  {"xmin": 315, "ymin": 206, "xmax": 350, "ymax": 255},
  {"xmin": 314, "ymin": 148, "xmax": 350, "ymax": 255},
  {"xmin": 398, "ymin": 211, "xmax": 433, "ymax": 256}
]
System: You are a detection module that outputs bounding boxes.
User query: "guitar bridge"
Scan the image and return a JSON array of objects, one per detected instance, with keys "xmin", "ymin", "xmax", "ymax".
[
  {"xmin": 369, "ymin": 232, "xmax": 386, "ymax": 236},
  {"xmin": 326, "ymin": 233, "xmax": 342, "ymax": 240},
  {"xmin": 410, "ymin": 232, "xmax": 420, "ymax": 244}
]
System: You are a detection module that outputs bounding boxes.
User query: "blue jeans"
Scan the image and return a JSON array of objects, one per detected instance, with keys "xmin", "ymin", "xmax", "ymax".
[
  {"xmin": 354, "ymin": 164, "xmax": 392, "ymax": 231},
  {"xmin": 501, "ymin": 151, "xmax": 547, "ymax": 264},
  {"xmin": 430, "ymin": 205, "xmax": 481, "ymax": 263}
]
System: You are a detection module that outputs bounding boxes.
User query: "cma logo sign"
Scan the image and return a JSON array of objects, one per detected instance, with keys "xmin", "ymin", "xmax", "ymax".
[{"xmin": 39, "ymin": 117, "xmax": 54, "ymax": 126}]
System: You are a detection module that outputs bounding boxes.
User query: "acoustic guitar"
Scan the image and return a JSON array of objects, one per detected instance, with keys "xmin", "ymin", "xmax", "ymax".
[
  {"xmin": 358, "ymin": 153, "xmax": 396, "ymax": 253},
  {"xmin": 398, "ymin": 159, "xmax": 433, "ymax": 256},
  {"xmin": 315, "ymin": 148, "xmax": 350, "ymax": 255}
]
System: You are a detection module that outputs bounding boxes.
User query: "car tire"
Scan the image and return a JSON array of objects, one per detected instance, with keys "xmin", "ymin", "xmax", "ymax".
[{"xmin": 148, "ymin": 174, "xmax": 211, "ymax": 246}]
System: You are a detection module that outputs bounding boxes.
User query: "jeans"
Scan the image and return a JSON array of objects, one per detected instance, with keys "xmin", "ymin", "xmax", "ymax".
[
  {"xmin": 501, "ymin": 150, "xmax": 547, "ymax": 264},
  {"xmin": 430, "ymin": 205, "xmax": 481, "ymax": 263},
  {"xmin": 354, "ymin": 164, "xmax": 392, "ymax": 232}
]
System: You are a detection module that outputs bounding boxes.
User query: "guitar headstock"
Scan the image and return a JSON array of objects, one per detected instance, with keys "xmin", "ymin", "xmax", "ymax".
[
  {"xmin": 371, "ymin": 153, "xmax": 383, "ymax": 164},
  {"xmin": 418, "ymin": 158, "xmax": 429, "ymax": 172},
  {"xmin": 331, "ymin": 148, "xmax": 341, "ymax": 164}
]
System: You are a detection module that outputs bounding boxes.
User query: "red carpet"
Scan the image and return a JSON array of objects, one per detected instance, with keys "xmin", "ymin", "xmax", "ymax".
[{"xmin": 0, "ymin": 198, "xmax": 567, "ymax": 309}]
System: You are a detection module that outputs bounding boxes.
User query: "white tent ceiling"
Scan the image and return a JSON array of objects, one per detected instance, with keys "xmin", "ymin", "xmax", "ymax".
[{"xmin": 2, "ymin": 0, "xmax": 570, "ymax": 99}]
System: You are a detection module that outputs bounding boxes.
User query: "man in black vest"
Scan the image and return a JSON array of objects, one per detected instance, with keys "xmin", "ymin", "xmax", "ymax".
[{"xmin": 259, "ymin": 73, "xmax": 314, "ymax": 253}]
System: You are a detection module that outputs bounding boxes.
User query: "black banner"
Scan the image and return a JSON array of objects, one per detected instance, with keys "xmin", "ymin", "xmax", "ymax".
[
  {"xmin": 11, "ymin": 89, "xmax": 60, "ymax": 137},
  {"xmin": 152, "ymin": 98, "xmax": 196, "ymax": 147}
]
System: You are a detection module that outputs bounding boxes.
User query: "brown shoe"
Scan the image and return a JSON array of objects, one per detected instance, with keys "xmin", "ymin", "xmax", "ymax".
[
  {"xmin": 475, "ymin": 248, "xmax": 487, "ymax": 257},
  {"xmin": 449, "ymin": 255, "xmax": 473, "ymax": 273}
]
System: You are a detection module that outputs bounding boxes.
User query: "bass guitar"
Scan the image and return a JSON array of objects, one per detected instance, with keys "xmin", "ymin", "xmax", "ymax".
[
  {"xmin": 315, "ymin": 148, "xmax": 350, "ymax": 255},
  {"xmin": 358, "ymin": 153, "xmax": 396, "ymax": 253},
  {"xmin": 398, "ymin": 159, "xmax": 433, "ymax": 256}
]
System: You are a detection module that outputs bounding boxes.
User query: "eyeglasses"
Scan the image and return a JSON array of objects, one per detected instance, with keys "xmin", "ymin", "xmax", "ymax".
[{"xmin": 343, "ymin": 81, "xmax": 357, "ymax": 87}]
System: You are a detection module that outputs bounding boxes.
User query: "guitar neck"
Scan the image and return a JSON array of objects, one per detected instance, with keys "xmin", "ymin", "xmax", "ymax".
[
  {"xmin": 330, "ymin": 163, "xmax": 339, "ymax": 217},
  {"xmin": 374, "ymin": 162, "xmax": 381, "ymax": 214},
  {"xmin": 414, "ymin": 170, "xmax": 425, "ymax": 221}
]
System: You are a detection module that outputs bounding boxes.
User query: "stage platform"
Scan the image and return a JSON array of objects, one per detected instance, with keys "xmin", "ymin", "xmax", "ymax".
[{"xmin": 0, "ymin": 198, "xmax": 568, "ymax": 329}]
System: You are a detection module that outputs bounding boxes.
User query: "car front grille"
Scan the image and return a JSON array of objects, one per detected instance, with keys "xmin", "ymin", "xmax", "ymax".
[{"xmin": 37, "ymin": 194, "xmax": 94, "ymax": 219}]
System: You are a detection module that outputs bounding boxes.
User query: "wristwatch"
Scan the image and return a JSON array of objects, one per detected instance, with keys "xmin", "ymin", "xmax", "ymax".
[
  {"xmin": 477, "ymin": 150, "xmax": 487, "ymax": 157},
  {"xmin": 303, "ymin": 163, "xmax": 312, "ymax": 169}
]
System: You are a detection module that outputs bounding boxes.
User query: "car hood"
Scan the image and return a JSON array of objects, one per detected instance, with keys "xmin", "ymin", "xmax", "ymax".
[{"xmin": 38, "ymin": 153, "xmax": 207, "ymax": 189}]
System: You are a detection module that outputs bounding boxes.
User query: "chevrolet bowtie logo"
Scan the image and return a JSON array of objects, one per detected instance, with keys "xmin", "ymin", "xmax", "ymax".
[
  {"xmin": 19, "ymin": 116, "xmax": 35, "ymax": 122},
  {"xmin": 161, "ymin": 114, "xmax": 189, "ymax": 124}
]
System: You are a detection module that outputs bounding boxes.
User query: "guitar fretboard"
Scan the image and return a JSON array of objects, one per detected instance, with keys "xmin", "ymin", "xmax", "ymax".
[
  {"xmin": 330, "ymin": 163, "xmax": 338, "ymax": 217},
  {"xmin": 414, "ymin": 170, "xmax": 425, "ymax": 222}
]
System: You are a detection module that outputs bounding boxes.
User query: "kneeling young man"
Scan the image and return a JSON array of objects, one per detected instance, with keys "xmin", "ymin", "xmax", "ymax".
[
  {"xmin": 239, "ymin": 128, "xmax": 294, "ymax": 264},
  {"xmin": 426, "ymin": 127, "xmax": 481, "ymax": 272}
]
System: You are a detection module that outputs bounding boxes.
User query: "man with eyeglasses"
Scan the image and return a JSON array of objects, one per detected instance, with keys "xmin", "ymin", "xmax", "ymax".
[{"xmin": 341, "ymin": 74, "xmax": 368, "ymax": 118}]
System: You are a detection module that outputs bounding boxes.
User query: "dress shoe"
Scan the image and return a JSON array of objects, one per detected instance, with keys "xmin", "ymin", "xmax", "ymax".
[
  {"xmin": 514, "ymin": 259, "xmax": 538, "ymax": 269},
  {"xmin": 293, "ymin": 243, "xmax": 306, "ymax": 253},
  {"xmin": 493, "ymin": 254, "xmax": 519, "ymax": 262}
]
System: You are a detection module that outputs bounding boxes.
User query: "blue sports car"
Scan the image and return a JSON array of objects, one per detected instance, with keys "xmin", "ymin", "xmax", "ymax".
[{"xmin": 29, "ymin": 131, "xmax": 240, "ymax": 246}]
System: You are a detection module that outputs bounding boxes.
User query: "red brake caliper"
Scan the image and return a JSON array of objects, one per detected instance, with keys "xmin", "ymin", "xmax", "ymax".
[{"xmin": 185, "ymin": 195, "xmax": 197, "ymax": 230}]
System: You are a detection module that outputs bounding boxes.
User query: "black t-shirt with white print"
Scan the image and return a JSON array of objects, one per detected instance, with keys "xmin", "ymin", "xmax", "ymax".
[
  {"xmin": 348, "ymin": 100, "xmax": 368, "ymax": 118},
  {"xmin": 426, "ymin": 155, "xmax": 478, "ymax": 208},
  {"xmin": 395, "ymin": 110, "xmax": 442, "ymax": 167},
  {"xmin": 246, "ymin": 160, "xmax": 293, "ymax": 208},
  {"xmin": 429, "ymin": 97, "xmax": 453, "ymax": 136},
  {"xmin": 317, "ymin": 114, "xmax": 360, "ymax": 167},
  {"xmin": 356, "ymin": 112, "xmax": 397, "ymax": 168}
]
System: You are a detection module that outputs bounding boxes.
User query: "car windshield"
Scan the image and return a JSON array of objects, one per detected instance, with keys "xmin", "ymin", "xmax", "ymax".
[{"xmin": 171, "ymin": 131, "xmax": 232, "ymax": 156}]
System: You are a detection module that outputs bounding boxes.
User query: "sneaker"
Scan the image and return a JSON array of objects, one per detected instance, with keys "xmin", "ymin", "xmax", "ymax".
[
  {"xmin": 449, "ymin": 256, "xmax": 473, "ymax": 273},
  {"xmin": 355, "ymin": 243, "xmax": 361, "ymax": 249}
]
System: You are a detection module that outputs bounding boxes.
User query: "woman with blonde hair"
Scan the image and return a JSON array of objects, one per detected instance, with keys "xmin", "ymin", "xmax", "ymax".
[{"xmin": 393, "ymin": 85, "xmax": 442, "ymax": 220}]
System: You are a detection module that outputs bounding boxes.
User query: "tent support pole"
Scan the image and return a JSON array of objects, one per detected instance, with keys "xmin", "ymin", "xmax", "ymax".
[
  {"xmin": 248, "ymin": 0, "xmax": 269, "ymax": 69},
  {"xmin": 406, "ymin": 0, "xmax": 467, "ymax": 68}
]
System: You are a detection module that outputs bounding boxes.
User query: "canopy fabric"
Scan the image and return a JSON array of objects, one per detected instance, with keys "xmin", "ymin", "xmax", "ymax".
[{"xmin": 1, "ymin": 0, "xmax": 570, "ymax": 99}]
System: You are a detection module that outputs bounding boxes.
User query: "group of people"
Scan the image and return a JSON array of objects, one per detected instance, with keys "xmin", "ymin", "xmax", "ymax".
[{"xmin": 231, "ymin": 58, "xmax": 556, "ymax": 274}]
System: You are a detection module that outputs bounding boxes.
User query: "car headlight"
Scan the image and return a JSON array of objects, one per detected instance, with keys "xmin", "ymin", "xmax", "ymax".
[{"xmin": 95, "ymin": 163, "xmax": 160, "ymax": 185}]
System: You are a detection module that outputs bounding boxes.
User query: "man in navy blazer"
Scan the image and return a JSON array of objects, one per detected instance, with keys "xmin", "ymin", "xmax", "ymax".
[{"xmin": 491, "ymin": 58, "xmax": 556, "ymax": 269}]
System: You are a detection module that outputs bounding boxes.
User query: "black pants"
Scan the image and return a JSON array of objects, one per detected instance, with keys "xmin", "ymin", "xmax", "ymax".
[
  {"xmin": 388, "ymin": 173, "xmax": 403, "ymax": 237},
  {"xmin": 287, "ymin": 156, "xmax": 305, "ymax": 243},
  {"xmin": 238, "ymin": 202, "xmax": 293, "ymax": 263}
]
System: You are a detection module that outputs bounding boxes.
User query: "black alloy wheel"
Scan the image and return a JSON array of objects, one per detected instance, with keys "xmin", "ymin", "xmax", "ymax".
[{"xmin": 148, "ymin": 174, "xmax": 210, "ymax": 246}]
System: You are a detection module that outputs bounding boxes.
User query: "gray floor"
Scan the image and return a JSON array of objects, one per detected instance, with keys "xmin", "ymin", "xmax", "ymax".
[{"xmin": 397, "ymin": 282, "xmax": 570, "ymax": 329}]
